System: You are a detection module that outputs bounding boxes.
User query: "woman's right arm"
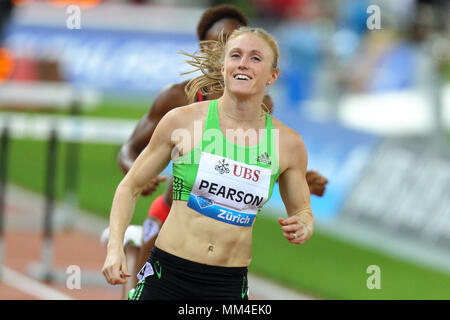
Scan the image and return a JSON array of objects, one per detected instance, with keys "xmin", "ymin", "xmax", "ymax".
[{"xmin": 102, "ymin": 108, "xmax": 179, "ymax": 285}]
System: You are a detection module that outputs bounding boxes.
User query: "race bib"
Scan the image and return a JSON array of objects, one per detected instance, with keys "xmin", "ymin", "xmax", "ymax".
[{"xmin": 187, "ymin": 152, "xmax": 271, "ymax": 227}]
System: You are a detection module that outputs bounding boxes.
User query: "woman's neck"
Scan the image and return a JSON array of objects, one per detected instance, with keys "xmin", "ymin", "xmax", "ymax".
[{"xmin": 218, "ymin": 91, "xmax": 265, "ymax": 122}]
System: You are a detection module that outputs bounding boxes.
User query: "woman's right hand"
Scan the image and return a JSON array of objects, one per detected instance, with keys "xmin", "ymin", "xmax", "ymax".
[{"xmin": 102, "ymin": 247, "xmax": 131, "ymax": 285}]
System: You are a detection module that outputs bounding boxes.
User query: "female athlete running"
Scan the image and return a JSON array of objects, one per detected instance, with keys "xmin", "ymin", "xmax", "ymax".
[
  {"xmin": 103, "ymin": 26, "xmax": 315, "ymax": 299},
  {"xmin": 103, "ymin": 5, "xmax": 327, "ymax": 299}
]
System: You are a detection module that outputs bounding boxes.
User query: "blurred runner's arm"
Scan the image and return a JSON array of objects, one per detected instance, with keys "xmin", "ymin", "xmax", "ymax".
[
  {"xmin": 277, "ymin": 132, "xmax": 314, "ymax": 245},
  {"xmin": 117, "ymin": 82, "xmax": 189, "ymax": 195}
]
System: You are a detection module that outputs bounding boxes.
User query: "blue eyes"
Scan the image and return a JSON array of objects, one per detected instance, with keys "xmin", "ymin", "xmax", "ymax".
[{"xmin": 230, "ymin": 54, "xmax": 261, "ymax": 62}]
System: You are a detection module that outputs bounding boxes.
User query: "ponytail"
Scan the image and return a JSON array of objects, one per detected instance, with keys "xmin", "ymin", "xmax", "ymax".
[{"xmin": 180, "ymin": 34, "xmax": 226, "ymax": 104}]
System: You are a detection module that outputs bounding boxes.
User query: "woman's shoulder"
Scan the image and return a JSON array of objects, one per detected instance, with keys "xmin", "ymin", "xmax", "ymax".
[
  {"xmin": 161, "ymin": 79, "xmax": 190, "ymax": 92},
  {"xmin": 270, "ymin": 115, "xmax": 301, "ymax": 138},
  {"xmin": 270, "ymin": 115, "xmax": 308, "ymax": 171}
]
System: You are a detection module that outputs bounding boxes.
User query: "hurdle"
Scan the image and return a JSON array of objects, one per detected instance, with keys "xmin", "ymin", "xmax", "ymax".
[
  {"xmin": 0, "ymin": 81, "xmax": 103, "ymax": 284},
  {"xmin": 0, "ymin": 81, "xmax": 99, "ymax": 231},
  {"xmin": 0, "ymin": 125, "xmax": 9, "ymax": 281},
  {"xmin": 33, "ymin": 127, "xmax": 59, "ymax": 283}
]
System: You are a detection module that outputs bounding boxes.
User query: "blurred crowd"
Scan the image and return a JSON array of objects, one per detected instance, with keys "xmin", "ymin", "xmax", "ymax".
[
  {"xmin": 205, "ymin": 0, "xmax": 450, "ymax": 111},
  {"xmin": 1, "ymin": 0, "xmax": 449, "ymax": 108}
]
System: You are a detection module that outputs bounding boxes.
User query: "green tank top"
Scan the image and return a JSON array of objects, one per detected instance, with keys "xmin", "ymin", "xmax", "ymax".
[{"xmin": 172, "ymin": 99, "xmax": 280, "ymax": 227}]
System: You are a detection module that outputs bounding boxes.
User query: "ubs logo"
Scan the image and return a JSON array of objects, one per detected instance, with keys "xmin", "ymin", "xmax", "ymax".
[
  {"xmin": 233, "ymin": 165, "xmax": 260, "ymax": 182},
  {"xmin": 214, "ymin": 158, "xmax": 261, "ymax": 182},
  {"xmin": 214, "ymin": 159, "xmax": 230, "ymax": 174}
]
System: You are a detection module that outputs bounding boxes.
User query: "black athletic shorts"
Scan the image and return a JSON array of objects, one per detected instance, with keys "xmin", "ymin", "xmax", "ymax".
[{"xmin": 130, "ymin": 246, "xmax": 249, "ymax": 300}]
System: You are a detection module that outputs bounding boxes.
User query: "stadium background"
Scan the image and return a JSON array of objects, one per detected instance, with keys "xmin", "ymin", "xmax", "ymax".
[{"xmin": 0, "ymin": 0, "xmax": 449, "ymax": 299}]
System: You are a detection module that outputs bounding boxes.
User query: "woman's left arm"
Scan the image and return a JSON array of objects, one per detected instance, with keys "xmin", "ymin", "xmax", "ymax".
[{"xmin": 277, "ymin": 132, "xmax": 314, "ymax": 245}]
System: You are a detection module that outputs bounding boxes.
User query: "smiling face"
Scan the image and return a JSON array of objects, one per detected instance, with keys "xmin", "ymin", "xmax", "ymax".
[{"xmin": 221, "ymin": 32, "xmax": 279, "ymax": 98}]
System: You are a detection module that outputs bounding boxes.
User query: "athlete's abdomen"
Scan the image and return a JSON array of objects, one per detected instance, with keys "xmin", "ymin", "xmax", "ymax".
[{"xmin": 155, "ymin": 200, "xmax": 253, "ymax": 267}]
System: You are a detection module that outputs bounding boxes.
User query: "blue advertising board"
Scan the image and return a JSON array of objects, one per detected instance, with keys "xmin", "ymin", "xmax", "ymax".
[
  {"xmin": 266, "ymin": 108, "xmax": 381, "ymax": 222},
  {"xmin": 5, "ymin": 24, "xmax": 198, "ymax": 98}
]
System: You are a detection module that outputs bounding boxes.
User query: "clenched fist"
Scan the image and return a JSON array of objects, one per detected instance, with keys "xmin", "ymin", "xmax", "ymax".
[
  {"xmin": 102, "ymin": 247, "xmax": 131, "ymax": 285},
  {"xmin": 306, "ymin": 170, "xmax": 328, "ymax": 197},
  {"xmin": 278, "ymin": 215, "xmax": 313, "ymax": 245}
]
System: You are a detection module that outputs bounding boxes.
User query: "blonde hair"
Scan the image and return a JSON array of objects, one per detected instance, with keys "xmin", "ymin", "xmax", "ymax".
[{"xmin": 181, "ymin": 27, "xmax": 280, "ymax": 113}]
